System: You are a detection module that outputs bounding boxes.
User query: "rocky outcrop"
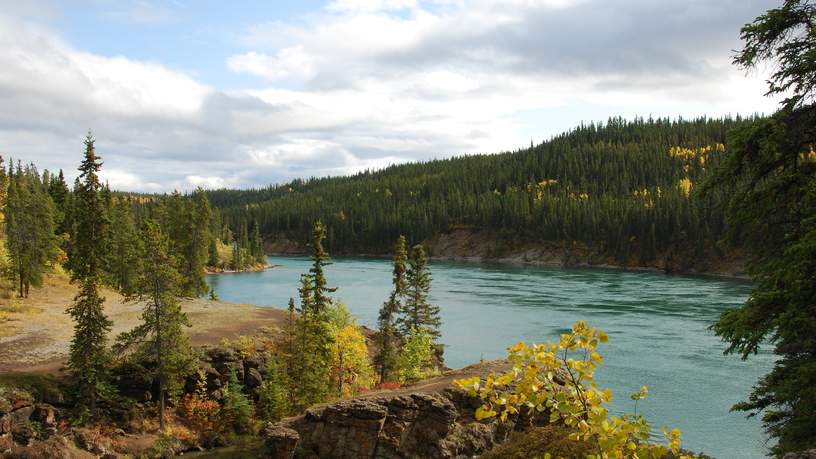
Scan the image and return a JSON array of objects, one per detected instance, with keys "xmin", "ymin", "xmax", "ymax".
[
  {"xmin": 1, "ymin": 386, "xmax": 69, "ymax": 457},
  {"xmin": 784, "ymin": 450, "xmax": 816, "ymax": 459},
  {"xmin": 265, "ymin": 362, "xmax": 535, "ymax": 459}
]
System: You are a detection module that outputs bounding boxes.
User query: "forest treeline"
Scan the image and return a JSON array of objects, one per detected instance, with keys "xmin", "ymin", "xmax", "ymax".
[
  {"xmin": 0, "ymin": 152, "xmax": 268, "ymax": 300},
  {"xmin": 0, "ymin": 136, "xmax": 443, "ymax": 442},
  {"xmin": 207, "ymin": 116, "xmax": 758, "ymax": 266}
]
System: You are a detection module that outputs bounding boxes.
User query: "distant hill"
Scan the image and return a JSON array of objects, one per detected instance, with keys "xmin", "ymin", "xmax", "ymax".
[{"xmin": 206, "ymin": 116, "xmax": 758, "ymax": 272}]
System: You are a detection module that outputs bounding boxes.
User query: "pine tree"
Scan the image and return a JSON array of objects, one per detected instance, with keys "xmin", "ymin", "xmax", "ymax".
[
  {"xmin": 208, "ymin": 237, "xmax": 219, "ymax": 267},
  {"xmin": 105, "ymin": 198, "xmax": 141, "ymax": 295},
  {"xmin": 399, "ymin": 244, "xmax": 441, "ymax": 340},
  {"xmin": 308, "ymin": 220, "xmax": 336, "ymax": 313},
  {"xmin": 48, "ymin": 169, "xmax": 70, "ymax": 235},
  {"xmin": 5, "ymin": 163, "xmax": 58, "ymax": 297},
  {"xmin": 375, "ymin": 235, "xmax": 408, "ymax": 382},
  {"xmin": 704, "ymin": 2, "xmax": 816, "ymax": 453},
  {"xmin": 114, "ymin": 220, "xmax": 196, "ymax": 429},
  {"xmin": 289, "ymin": 221, "xmax": 337, "ymax": 410},
  {"xmin": 251, "ymin": 220, "xmax": 265, "ymax": 264},
  {"xmin": 67, "ymin": 132, "xmax": 113, "ymax": 417},
  {"xmin": 180, "ymin": 189, "xmax": 212, "ymax": 296}
]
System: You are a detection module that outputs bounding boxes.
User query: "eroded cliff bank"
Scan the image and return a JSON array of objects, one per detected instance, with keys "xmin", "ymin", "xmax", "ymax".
[{"xmin": 265, "ymin": 228, "xmax": 747, "ymax": 279}]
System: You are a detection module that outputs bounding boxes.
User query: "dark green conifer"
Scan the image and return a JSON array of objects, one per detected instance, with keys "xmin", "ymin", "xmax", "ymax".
[
  {"xmin": 66, "ymin": 132, "xmax": 114, "ymax": 418},
  {"xmin": 399, "ymin": 244, "xmax": 440, "ymax": 340},
  {"xmin": 375, "ymin": 235, "xmax": 408, "ymax": 382},
  {"xmin": 115, "ymin": 220, "xmax": 196, "ymax": 429}
]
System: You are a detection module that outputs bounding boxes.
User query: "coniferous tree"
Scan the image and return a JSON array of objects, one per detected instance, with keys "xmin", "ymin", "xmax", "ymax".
[
  {"xmin": 5, "ymin": 163, "xmax": 58, "ymax": 297},
  {"xmin": 289, "ymin": 222, "xmax": 336, "ymax": 410},
  {"xmin": 179, "ymin": 189, "xmax": 212, "ymax": 296},
  {"xmin": 48, "ymin": 169, "xmax": 70, "ymax": 235},
  {"xmin": 308, "ymin": 220, "xmax": 336, "ymax": 313},
  {"xmin": 105, "ymin": 198, "xmax": 141, "ymax": 295},
  {"xmin": 67, "ymin": 132, "xmax": 114, "ymax": 417},
  {"xmin": 251, "ymin": 220, "xmax": 265, "ymax": 264},
  {"xmin": 375, "ymin": 235, "xmax": 408, "ymax": 382},
  {"xmin": 704, "ymin": 2, "xmax": 816, "ymax": 454},
  {"xmin": 399, "ymin": 244, "xmax": 440, "ymax": 340},
  {"xmin": 115, "ymin": 220, "xmax": 196, "ymax": 429},
  {"xmin": 208, "ymin": 237, "xmax": 219, "ymax": 268}
]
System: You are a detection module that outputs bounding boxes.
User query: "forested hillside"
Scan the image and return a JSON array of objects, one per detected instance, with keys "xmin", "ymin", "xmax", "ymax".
[{"xmin": 209, "ymin": 116, "xmax": 757, "ymax": 268}]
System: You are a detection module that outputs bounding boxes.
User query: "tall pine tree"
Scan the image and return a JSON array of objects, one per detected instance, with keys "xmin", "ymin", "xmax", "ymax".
[
  {"xmin": 398, "ymin": 244, "xmax": 440, "ymax": 340},
  {"xmin": 375, "ymin": 235, "xmax": 408, "ymax": 382},
  {"xmin": 705, "ymin": 1, "xmax": 816, "ymax": 454},
  {"xmin": 115, "ymin": 220, "xmax": 196, "ymax": 429},
  {"xmin": 67, "ymin": 132, "xmax": 114, "ymax": 417}
]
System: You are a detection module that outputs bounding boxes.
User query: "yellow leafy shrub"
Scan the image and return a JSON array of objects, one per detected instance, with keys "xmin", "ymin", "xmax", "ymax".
[
  {"xmin": 678, "ymin": 178, "xmax": 693, "ymax": 198},
  {"xmin": 455, "ymin": 321, "xmax": 690, "ymax": 459},
  {"xmin": 331, "ymin": 324, "xmax": 376, "ymax": 397}
]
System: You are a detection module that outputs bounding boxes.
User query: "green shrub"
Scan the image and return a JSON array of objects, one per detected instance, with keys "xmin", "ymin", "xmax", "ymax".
[{"xmin": 394, "ymin": 327, "xmax": 435, "ymax": 384}]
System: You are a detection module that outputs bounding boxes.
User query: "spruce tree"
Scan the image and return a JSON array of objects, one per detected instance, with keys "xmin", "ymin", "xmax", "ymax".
[
  {"xmin": 175, "ymin": 189, "xmax": 211, "ymax": 296},
  {"xmin": 208, "ymin": 237, "xmax": 219, "ymax": 268},
  {"xmin": 308, "ymin": 220, "xmax": 336, "ymax": 313},
  {"xmin": 115, "ymin": 220, "xmax": 196, "ymax": 429},
  {"xmin": 704, "ymin": 2, "xmax": 816, "ymax": 453},
  {"xmin": 105, "ymin": 198, "xmax": 141, "ymax": 295},
  {"xmin": 251, "ymin": 220, "xmax": 265, "ymax": 264},
  {"xmin": 48, "ymin": 169, "xmax": 69, "ymax": 235},
  {"xmin": 5, "ymin": 163, "xmax": 58, "ymax": 297},
  {"xmin": 399, "ymin": 244, "xmax": 441, "ymax": 340},
  {"xmin": 289, "ymin": 221, "xmax": 336, "ymax": 410},
  {"xmin": 67, "ymin": 132, "xmax": 113, "ymax": 417},
  {"xmin": 375, "ymin": 235, "xmax": 408, "ymax": 382}
]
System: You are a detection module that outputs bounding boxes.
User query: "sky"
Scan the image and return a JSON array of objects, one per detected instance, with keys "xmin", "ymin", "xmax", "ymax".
[{"xmin": 0, "ymin": 0, "xmax": 782, "ymax": 192}]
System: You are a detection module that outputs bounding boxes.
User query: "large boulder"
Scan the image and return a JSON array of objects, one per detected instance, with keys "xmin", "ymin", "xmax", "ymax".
[
  {"xmin": 264, "ymin": 424, "xmax": 300, "ymax": 459},
  {"xmin": 784, "ymin": 450, "xmax": 816, "ymax": 459},
  {"xmin": 267, "ymin": 385, "xmax": 526, "ymax": 459}
]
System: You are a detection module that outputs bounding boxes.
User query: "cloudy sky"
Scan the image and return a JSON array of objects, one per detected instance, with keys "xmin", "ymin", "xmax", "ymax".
[{"xmin": 0, "ymin": 0, "xmax": 781, "ymax": 192}]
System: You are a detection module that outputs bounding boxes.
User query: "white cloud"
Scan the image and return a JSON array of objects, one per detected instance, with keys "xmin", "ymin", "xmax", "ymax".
[{"xmin": 0, "ymin": 1, "xmax": 783, "ymax": 192}]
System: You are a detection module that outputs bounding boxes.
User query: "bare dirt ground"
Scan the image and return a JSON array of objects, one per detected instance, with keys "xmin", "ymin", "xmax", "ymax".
[{"xmin": 0, "ymin": 275, "xmax": 288, "ymax": 373}]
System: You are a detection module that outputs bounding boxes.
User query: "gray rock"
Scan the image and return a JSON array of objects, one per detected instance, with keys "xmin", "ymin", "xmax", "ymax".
[
  {"xmin": 10, "ymin": 406, "xmax": 34, "ymax": 425},
  {"xmin": 11, "ymin": 421, "xmax": 37, "ymax": 446},
  {"xmin": 265, "ymin": 424, "xmax": 300, "ymax": 459},
  {"xmin": 206, "ymin": 346, "xmax": 238, "ymax": 363},
  {"xmin": 784, "ymin": 450, "xmax": 816, "ymax": 459},
  {"xmin": 245, "ymin": 367, "xmax": 264, "ymax": 389},
  {"xmin": 31, "ymin": 404, "xmax": 57, "ymax": 426},
  {"xmin": 267, "ymin": 387, "xmax": 527, "ymax": 459}
]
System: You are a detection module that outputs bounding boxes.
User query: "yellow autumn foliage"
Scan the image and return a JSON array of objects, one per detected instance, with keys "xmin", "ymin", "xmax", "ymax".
[
  {"xmin": 678, "ymin": 178, "xmax": 693, "ymax": 198},
  {"xmin": 455, "ymin": 321, "xmax": 691, "ymax": 459},
  {"xmin": 331, "ymin": 324, "xmax": 376, "ymax": 397}
]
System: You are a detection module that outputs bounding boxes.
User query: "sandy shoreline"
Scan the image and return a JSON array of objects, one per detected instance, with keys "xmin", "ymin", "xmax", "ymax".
[{"xmin": 0, "ymin": 275, "xmax": 288, "ymax": 373}]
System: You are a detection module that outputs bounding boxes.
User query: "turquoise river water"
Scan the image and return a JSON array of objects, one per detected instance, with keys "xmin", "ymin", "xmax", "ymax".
[{"xmin": 207, "ymin": 256, "xmax": 775, "ymax": 458}]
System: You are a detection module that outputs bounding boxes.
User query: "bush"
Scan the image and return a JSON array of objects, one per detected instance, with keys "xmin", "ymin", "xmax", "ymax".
[
  {"xmin": 331, "ymin": 324, "xmax": 376, "ymax": 397},
  {"xmin": 258, "ymin": 356, "xmax": 290, "ymax": 422},
  {"xmin": 455, "ymin": 321, "xmax": 690, "ymax": 459},
  {"xmin": 179, "ymin": 370, "xmax": 220, "ymax": 433},
  {"xmin": 220, "ymin": 370, "xmax": 254, "ymax": 434},
  {"xmin": 394, "ymin": 327, "xmax": 436, "ymax": 384}
]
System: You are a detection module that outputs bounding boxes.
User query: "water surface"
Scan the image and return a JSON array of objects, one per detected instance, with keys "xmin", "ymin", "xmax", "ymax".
[{"xmin": 208, "ymin": 256, "xmax": 774, "ymax": 458}]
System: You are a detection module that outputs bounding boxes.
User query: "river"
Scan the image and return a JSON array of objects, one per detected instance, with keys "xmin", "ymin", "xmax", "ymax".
[{"xmin": 207, "ymin": 256, "xmax": 774, "ymax": 458}]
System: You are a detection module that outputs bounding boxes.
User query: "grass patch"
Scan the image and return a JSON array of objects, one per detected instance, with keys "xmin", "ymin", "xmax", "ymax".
[
  {"xmin": 0, "ymin": 372, "xmax": 65, "ymax": 403},
  {"xmin": 0, "ymin": 298, "xmax": 41, "ymax": 315}
]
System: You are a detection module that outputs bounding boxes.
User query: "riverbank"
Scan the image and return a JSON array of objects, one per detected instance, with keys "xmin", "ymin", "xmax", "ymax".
[
  {"xmin": 266, "ymin": 227, "xmax": 750, "ymax": 281},
  {"xmin": 0, "ymin": 274, "xmax": 289, "ymax": 373}
]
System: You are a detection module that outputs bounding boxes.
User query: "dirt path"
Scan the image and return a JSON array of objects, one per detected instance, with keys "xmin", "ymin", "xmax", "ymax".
[{"xmin": 0, "ymin": 275, "xmax": 288, "ymax": 373}]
